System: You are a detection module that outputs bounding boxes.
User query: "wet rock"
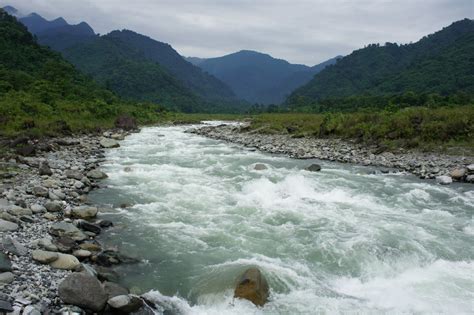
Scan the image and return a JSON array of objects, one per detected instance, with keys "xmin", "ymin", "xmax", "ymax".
[
  {"xmin": 103, "ymin": 281, "xmax": 129, "ymax": 299},
  {"xmin": 1, "ymin": 236, "xmax": 27, "ymax": 256},
  {"xmin": 0, "ymin": 271, "xmax": 14, "ymax": 284},
  {"xmin": 49, "ymin": 253, "xmax": 81, "ymax": 270},
  {"xmin": 95, "ymin": 266, "xmax": 120, "ymax": 282},
  {"xmin": 38, "ymin": 161, "xmax": 53, "ymax": 176},
  {"xmin": 54, "ymin": 236, "xmax": 77, "ymax": 253},
  {"xmin": 466, "ymin": 175, "xmax": 474, "ymax": 183},
  {"xmin": 100, "ymin": 138, "xmax": 120, "ymax": 149},
  {"xmin": 98, "ymin": 220, "xmax": 113, "ymax": 228},
  {"xmin": 73, "ymin": 249, "xmax": 92, "ymax": 259},
  {"xmin": 254, "ymin": 163, "xmax": 267, "ymax": 170},
  {"xmin": 107, "ymin": 295, "xmax": 143, "ymax": 313},
  {"xmin": 58, "ymin": 273, "xmax": 108, "ymax": 312},
  {"xmin": 79, "ymin": 242, "xmax": 102, "ymax": 252},
  {"xmin": 44, "ymin": 201, "xmax": 63, "ymax": 212},
  {"xmin": 50, "ymin": 222, "xmax": 87, "ymax": 241},
  {"xmin": 124, "ymin": 167, "xmax": 132, "ymax": 172},
  {"xmin": 71, "ymin": 206, "xmax": 98, "ymax": 219},
  {"xmin": 0, "ymin": 253, "xmax": 12, "ymax": 272},
  {"xmin": 78, "ymin": 221, "xmax": 101, "ymax": 234},
  {"xmin": 305, "ymin": 164, "xmax": 322, "ymax": 172},
  {"xmin": 0, "ymin": 219, "xmax": 18, "ymax": 232},
  {"xmin": 32, "ymin": 186, "xmax": 48, "ymax": 197},
  {"xmin": 86, "ymin": 169, "xmax": 108, "ymax": 179},
  {"xmin": 234, "ymin": 268, "xmax": 269, "ymax": 306},
  {"xmin": 95, "ymin": 250, "xmax": 139, "ymax": 267},
  {"xmin": 450, "ymin": 168, "xmax": 467, "ymax": 180},
  {"xmin": 0, "ymin": 300, "xmax": 13, "ymax": 313},
  {"xmin": 436, "ymin": 175, "xmax": 453, "ymax": 185},
  {"xmin": 32, "ymin": 249, "xmax": 59, "ymax": 264}
]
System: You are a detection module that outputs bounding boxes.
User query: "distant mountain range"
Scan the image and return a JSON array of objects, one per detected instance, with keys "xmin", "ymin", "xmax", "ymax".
[
  {"xmin": 187, "ymin": 51, "xmax": 341, "ymax": 104},
  {"xmin": 286, "ymin": 19, "xmax": 474, "ymax": 109}
]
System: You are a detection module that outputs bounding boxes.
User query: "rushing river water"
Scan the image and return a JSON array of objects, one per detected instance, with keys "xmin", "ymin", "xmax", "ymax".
[{"xmin": 89, "ymin": 124, "xmax": 474, "ymax": 315}]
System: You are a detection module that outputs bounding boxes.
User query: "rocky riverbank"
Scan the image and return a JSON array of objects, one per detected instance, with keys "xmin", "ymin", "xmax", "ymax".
[
  {"xmin": 190, "ymin": 123, "xmax": 474, "ymax": 184},
  {"xmin": 0, "ymin": 129, "xmax": 156, "ymax": 314}
]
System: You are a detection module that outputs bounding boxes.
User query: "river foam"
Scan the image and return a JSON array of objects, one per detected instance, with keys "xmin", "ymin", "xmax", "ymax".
[{"xmin": 90, "ymin": 125, "xmax": 474, "ymax": 314}]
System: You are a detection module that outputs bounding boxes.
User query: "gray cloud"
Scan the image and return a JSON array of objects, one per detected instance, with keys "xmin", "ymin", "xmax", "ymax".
[{"xmin": 2, "ymin": 0, "xmax": 472, "ymax": 65}]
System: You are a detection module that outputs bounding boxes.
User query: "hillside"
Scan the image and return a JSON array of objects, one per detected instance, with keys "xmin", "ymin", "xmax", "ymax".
[
  {"xmin": 286, "ymin": 19, "xmax": 474, "ymax": 110},
  {"xmin": 190, "ymin": 50, "xmax": 340, "ymax": 104},
  {"xmin": 0, "ymin": 9, "xmax": 162, "ymax": 136}
]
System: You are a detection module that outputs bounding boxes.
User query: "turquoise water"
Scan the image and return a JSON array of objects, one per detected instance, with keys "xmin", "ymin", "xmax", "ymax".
[{"xmin": 89, "ymin": 124, "xmax": 474, "ymax": 314}]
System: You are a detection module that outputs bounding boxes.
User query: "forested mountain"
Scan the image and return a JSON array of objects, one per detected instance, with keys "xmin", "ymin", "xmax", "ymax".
[
  {"xmin": 188, "ymin": 51, "xmax": 341, "ymax": 104},
  {"xmin": 286, "ymin": 19, "xmax": 474, "ymax": 110},
  {"xmin": 0, "ymin": 9, "xmax": 162, "ymax": 135}
]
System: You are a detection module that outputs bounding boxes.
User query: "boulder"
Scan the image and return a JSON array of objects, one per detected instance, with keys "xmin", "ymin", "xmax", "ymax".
[
  {"xmin": 0, "ymin": 300, "xmax": 13, "ymax": 313},
  {"xmin": 467, "ymin": 164, "xmax": 474, "ymax": 173},
  {"xmin": 72, "ymin": 206, "xmax": 98, "ymax": 219},
  {"xmin": 73, "ymin": 249, "xmax": 92, "ymax": 259},
  {"xmin": 0, "ymin": 253, "xmax": 12, "ymax": 272},
  {"xmin": 49, "ymin": 253, "xmax": 81, "ymax": 270},
  {"xmin": 38, "ymin": 237, "xmax": 58, "ymax": 252},
  {"xmin": 436, "ymin": 175, "xmax": 453, "ymax": 185},
  {"xmin": 254, "ymin": 164, "xmax": 267, "ymax": 170},
  {"xmin": 107, "ymin": 295, "xmax": 143, "ymax": 313},
  {"xmin": 50, "ymin": 222, "xmax": 87, "ymax": 241},
  {"xmin": 450, "ymin": 168, "xmax": 467, "ymax": 180},
  {"xmin": 79, "ymin": 242, "xmax": 102, "ymax": 252},
  {"xmin": 78, "ymin": 221, "xmax": 101, "ymax": 234},
  {"xmin": 54, "ymin": 236, "xmax": 76, "ymax": 253},
  {"xmin": 44, "ymin": 201, "xmax": 63, "ymax": 212},
  {"xmin": 0, "ymin": 219, "xmax": 18, "ymax": 232},
  {"xmin": 115, "ymin": 114, "xmax": 137, "ymax": 131},
  {"xmin": 1, "ymin": 236, "xmax": 27, "ymax": 256},
  {"xmin": 38, "ymin": 161, "xmax": 53, "ymax": 176},
  {"xmin": 86, "ymin": 170, "xmax": 108, "ymax": 179},
  {"xmin": 466, "ymin": 175, "xmax": 474, "ymax": 183},
  {"xmin": 234, "ymin": 268, "xmax": 269, "ymax": 306},
  {"xmin": 32, "ymin": 186, "xmax": 48, "ymax": 197},
  {"xmin": 30, "ymin": 204, "xmax": 46, "ymax": 214},
  {"xmin": 58, "ymin": 273, "xmax": 108, "ymax": 312},
  {"xmin": 32, "ymin": 250, "xmax": 59, "ymax": 264},
  {"xmin": 0, "ymin": 272, "xmax": 14, "ymax": 284},
  {"xmin": 65, "ymin": 170, "xmax": 83, "ymax": 180},
  {"xmin": 99, "ymin": 138, "xmax": 120, "ymax": 149},
  {"xmin": 305, "ymin": 164, "xmax": 322, "ymax": 172},
  {"xmin": 7, "ymin": 206, "xmax": 32, "ymax": 217},
  {"xmin": 103, "ymin": 281, "xmax": 129, "ymax": 299}
]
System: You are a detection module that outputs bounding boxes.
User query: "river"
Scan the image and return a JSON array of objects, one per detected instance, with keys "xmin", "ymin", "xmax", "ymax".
[{"xmin": 89, "ymin": 123, "xmax": 474, "ymax": 315}]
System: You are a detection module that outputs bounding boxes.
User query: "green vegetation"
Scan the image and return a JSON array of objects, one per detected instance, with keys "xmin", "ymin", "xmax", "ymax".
[{"xmin": 0, "ymin": 9, "xmax": 164, "ymax": 137}]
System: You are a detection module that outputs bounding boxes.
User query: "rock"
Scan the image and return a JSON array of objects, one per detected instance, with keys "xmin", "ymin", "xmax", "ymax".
[
  {"xmin": 30, "ymin": 204, "xmax": 46, "ymax": 214},
  {"xmin": 450, "ymin": 168, "xmax": 467, "ymax": 180},
  {"xmin": 0, "ymin": 219, "xmax": 18, "ymax": 232},
  {"xmin": 38, "ymin": 161, "xmax": 53, "ymax": 176},
  {"xmin": 86, "ymin": 169, "xmax": 108, "ymax": 179},
  {"xmin": 16, "ymin": 144, "xmax": 35, "ymax": 156},
  {"xmin": 38, "ymin": 238, "xmax": 58, "ymax": 251},
  {"xmin": 254, "ymin": 163, "xmax": 267, "ymax": 170},
  {"xmin": 115, "ymin": 114, "xmax": 137, "ymax": 131},
  {"xmin": 0, "ymin": 253, "xmax": 12, "ymax": 272},
  {"xmin": 95, "ymin": 250, "xmax": 139, "ymax": 267},
  {"xmin": 44, "ymin": 201, "xmax": 63, "ymax": 212},
  {"xmin": 0, "ymin": 300, "xmax": 13, "ymax": 313},
  {"xmin": 54, "ymin": 236, "xmax": 76, "ymax": 253},
  {"xmin": 78, "ymin": 221, "xmax": 101, "ymax": 234},
  {"xmin": 49, "ymin": 253, "xmax": 81, "ymax": 270},
  {"xmin": 65, "ymin": 170, "xmax": 83, "ymax": 180},
  {"xmin": 32, "ymin": 186, "xmax": 48, "ymax": 197},
  {"xmin": 50, "ymin": 222, "xmax": 87, "ymax": 241},
  {"xmin": 1, "ymin": 236, "xmax": 27, "ymax": 256},
  {"xmin": 0, "ymin": 272, "xmax": 14, "ymax": 284},
  {"xmin": 72, "ymin": 206, "xmax": 98, "ymax": 219},
  {"xmin": 32, "ymin": 250, "xmax": 59, "ymax": 264},
  {"xmin": 74, "ymin": 180, "xmax": 85, "ymax": 189},
  {"xmin": 43, "ymin": 212, "xmax": 58, "ymax": 221},
  {"xmin": 98, "ymin": 220, "xmax": 113, "ymax": 228},
  {"xmin": 58, "ymin": 273, "xmax": 108, "ymax": 312},
  {"xmin": 103, "ymin": 281, "xmax": 129, "ymax": 299},
  {"xmin": 95, "ymin": 266, "xmax": 120, "ymax": 282},
  {"xmin": 467, "ymin": 164, "xmax": 474, "ymax": 173},
  {"xmin": 42, "ymin": 179, "xmax": 59, "ymax": 188},
  {"xmin": 79, "ymin": 242, "xmax": 102, "ymax": 252},
  {"xmin": 466, "ymin": 175, "xmax": 474, "ymax": 183},
  {"xmin": 107, "ymin": 295, "xmax": 143, "ymax": 313},
  {"xmin": 73, "ymin": 249, "xmax": 92, "ymax": 259},
  {"xmin": 100, "ymin": 138, "xmax": 120, "ymax": 149},
  {"xmin": 234, "ymin": 268, "xmax": 269, "ymax": 306},
  {"xmin": 305, "ymin": 164, "xmax": 321, "ymax": 172},
  {"xmin": 8, "ymin": 206, "xmax": 32, "ymax": 216},
  {"xmin": 436, "ymin": 175, "xmax": 453, "ymax": 185},
  {"xmin": 124, "ymin": 167, "xmax": 132, "ymax": 172},
  {"xmin": 111, "ymin": 133, "xmax": 125, "ymax": 140}
]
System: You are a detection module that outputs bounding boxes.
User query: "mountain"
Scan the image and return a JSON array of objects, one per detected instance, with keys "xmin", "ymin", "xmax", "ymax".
[
  {"xmin": 0, "ymin": 8, "xmax": 156, "ymax": 135},
  {"xmin": 286, "ymin": 19, "xmax": 474, "ymax": 109},
  {"xmin": 61, "ymin": 34, "xmax": 203, "ymax": 112},
  {"xmin": 190, "ymin": 50, "xmax": 341, "ymax": 104},
  {"xmin": 2, "ymin": 5, "xmax": 19, "ymax": 16}
]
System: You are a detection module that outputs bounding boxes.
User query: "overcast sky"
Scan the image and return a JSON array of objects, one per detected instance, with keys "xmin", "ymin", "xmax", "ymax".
[{"xmin": 3, "ymin": 0, "xmax": 472, "ymax": 65}]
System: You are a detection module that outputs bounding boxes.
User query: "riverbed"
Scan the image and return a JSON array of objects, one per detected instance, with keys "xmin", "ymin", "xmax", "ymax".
[{"xmin": 89, "ymin": 124, "xmax": 474, "ymax": 314}]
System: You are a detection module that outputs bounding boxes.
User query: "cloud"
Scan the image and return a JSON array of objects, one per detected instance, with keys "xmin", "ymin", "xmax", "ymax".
[{"xmin": 2, "ymin": 0, "xmax": 472, "ymax": 65}]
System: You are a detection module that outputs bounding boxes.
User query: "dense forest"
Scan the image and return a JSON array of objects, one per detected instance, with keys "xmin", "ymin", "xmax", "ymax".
[
  {"xmin": 0, "ymin": 9, "xmax": 163, "ymax": 136},
  {"xmin": 286, "ymin": 19, "xmax": 474, "ymax": 111}
]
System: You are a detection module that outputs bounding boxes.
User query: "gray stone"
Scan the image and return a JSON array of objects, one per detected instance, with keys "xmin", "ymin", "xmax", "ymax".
[
  {"xmin": 466, "ymin": 175, "xmax": 474, "ymax": 183},
  {"xmin": 107, "ymin": 295, "xmax": 143, "ymax": 313},
  {"xmin": 30, "ymin": 204, "xmax": 46, "ymax": 214},
  {"xmin": 65, "ymin": 170, "xmax": 83, "ymax": 180},
  {"xmin": 103, "ymin": 281, "xmax": 129, "ymax": 299},
  {"xmin": 1, "ymin": 236, "xmax": 27, "ymax": 256},
  {"xmin": 74, "ymin": 181, "xmax": 85, "ymax": 189},
  {"xmin": 100, "ymin": 137, "xmax": 120, "ymax": 148},
  {"xmin": 467, "ymin": 164, "xmax": 474, "ymax": 172},
  {"xmin": 58, "ymin": 273, "xmax": 108, "ymax": 312},
  {"xmin": 71, "ymin": 206, "xmax": 98, "ymax": 219},
  {"xmin": 86, "ymin": 170, "xmax": 108, "ymax": 179},
  {"xmin": 436, "ymin": 175, "xmax": 453, "ymax": 185},
  {"xmin": 0, "ymin": 219, "xmax": 18, "ymax": 232},
  {"xmin": 50, "ymin": 253, "xmax": 81, "ymax": 270},
  {"xmin": 38, "ymin": 161, "xmax": 53, "ymax": 176},
  {"xmin": 73, "ymin": 249, "xmax": 92, "ymax": 259},
  {"xmin": 305, "ymin": 164, "xmax": 322, "ymax": 172},
  {"xmin": 254, "ymin": 163, "xmax": 267, "ymax": 170},
  {"xmin": 8, "ymin": 206, "xmax": 32, "ymax": 217},
  {"xmin": 450, "ymin": 168, "xmax": 467, "ymax": 180},
  {"xmin": 50, "ymin": 222, "xmax": 87, "ymax": 241},
  {"xmin": 32, "ymin": 250, "xmax": 58, "ymax": 264},
  {"xmin": 32, "ymin": 186, "xmax": 48, "ymax": 197},
  {"xmin": 38, "ymin": 238, "xmax": 58, "ymax": 251},
  {"xmin": 0, "ymin": 300, "xmax": 13, "ymax": 313},
  {"xmin": 0, "ymin": 272, "xmax": 14, "ymax": 284},
  {"xmin": 44, "ymin": 201, "xmax": 63, "ymax": 212},
  {"xmin": 0, "ymin": 253, "xmax": 12, "ymax": 272}
]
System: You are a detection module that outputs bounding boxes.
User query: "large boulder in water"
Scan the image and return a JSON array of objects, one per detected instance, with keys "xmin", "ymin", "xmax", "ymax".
[
  {"xmin": 305, "ymin": 164, "xmax": 321, "ymax": 172},
  {"xmin": 234, "ymin": 268, "xmax": 269, "ymax": 306}
]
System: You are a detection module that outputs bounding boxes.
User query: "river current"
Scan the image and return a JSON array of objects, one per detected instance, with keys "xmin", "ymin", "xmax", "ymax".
[{"xmin": 89, "ymin": 124, "xmax": 474, "ymax": 315}]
